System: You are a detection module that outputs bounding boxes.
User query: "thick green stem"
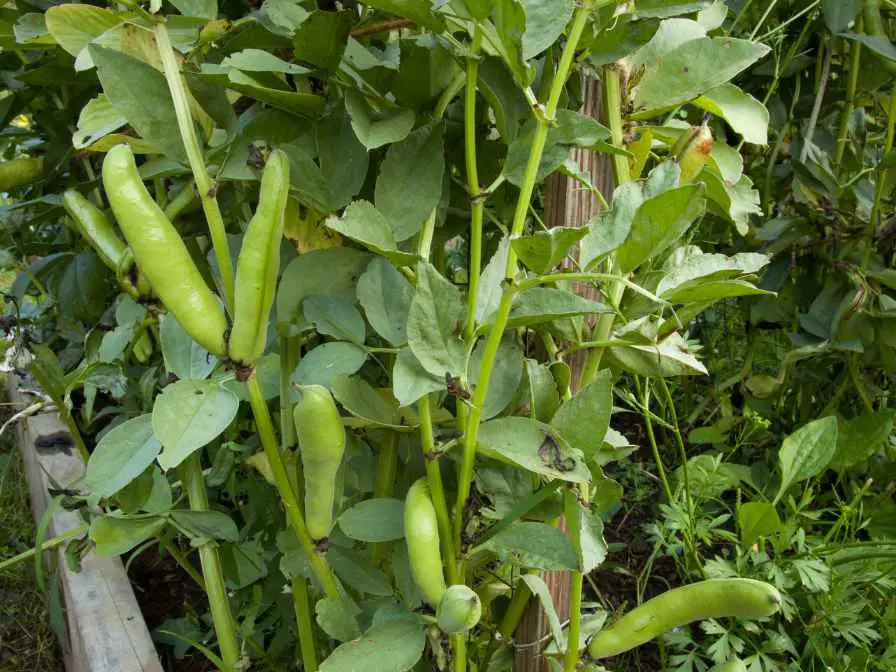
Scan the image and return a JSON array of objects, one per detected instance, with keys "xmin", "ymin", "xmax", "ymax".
[
  {"xmin": 246, "ymin": 373, "xmax": 340, "ymax": 600},
  {"xmin": 463, "ymin": 26, "xmax": 484, "ymax": 348},
  {"xmin": 154, "ymin": 23, "xmax": 235, "ymax": 310},
  {"xmin": 180, "ymin": 453, "xmax": 241, "ymax": 669},
  {"xmin": 163, "ymin": 179, "xmax": 197, "ymax": 222},
  {"xmin": 563, "ymin": 490, "xmax": 584, "ymax": 672},
  {"xmin": 835, "ymin": 21, "xmax": 862, "ymax": 169},
  {"xmin": 455, "ymin": 0, "xmax": 594, "ymax": 552},
  {"xmin": 277, "ymin": 337, "xmax": 318, "ymax": 671}
]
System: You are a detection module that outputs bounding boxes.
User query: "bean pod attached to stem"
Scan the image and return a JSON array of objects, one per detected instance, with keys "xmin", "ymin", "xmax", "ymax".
[
  {"xmin": 293, "ymin": 384, "xmax": 345, "ymax": 541},
  {"xmin": 404, "ymin": 478, "xmax": 446, "ymax": 607},
  {"xmin": 102, "ymin": 144, "xmax": 228, "ymax": 356},
  {"xmin": 229, "ymin": 149, "xmax": 290, "ymax": 365}
]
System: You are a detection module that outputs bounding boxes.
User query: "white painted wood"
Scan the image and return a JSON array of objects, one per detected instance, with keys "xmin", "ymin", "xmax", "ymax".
[{"xmin": 7, "ymin": 374, "xmax": 163, "ymax": 672}]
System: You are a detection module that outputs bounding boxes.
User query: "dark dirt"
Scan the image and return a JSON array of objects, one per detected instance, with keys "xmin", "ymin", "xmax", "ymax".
[{"xmin": 128, "ymin": 547, "xmax": 214, "ymax": 672}]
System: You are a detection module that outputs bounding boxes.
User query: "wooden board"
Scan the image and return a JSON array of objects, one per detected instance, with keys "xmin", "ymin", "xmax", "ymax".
[{"xmin": 7, "ymin": 374, "xmax": 163, "ymax": 672}]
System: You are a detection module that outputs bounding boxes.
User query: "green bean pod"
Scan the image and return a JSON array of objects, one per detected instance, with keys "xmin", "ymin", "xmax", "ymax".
[
  {"xmin": 404, "ymin": 478, "xmax": 446, "ymax": 607},
  {"xmin": 437, "ymin": 584, "xmax": 481, "ymax": 634},
  {"xmin": 229, "ymin": 149, "xmax": 290, "ymax": 365},
  {"xmin": 0, "ymin": 157, "xmax": 42, "ymax": 192},
  {"xmin": 588, "ymin": 578, "xmax": 781, "ymax": 659},
  {"xmin": 102, "ymin": 144, "xmax": 227, "ymax": 356},
  {"xmin": 293, "ymin": 384, "xmax": 345, "ymax": 540}
]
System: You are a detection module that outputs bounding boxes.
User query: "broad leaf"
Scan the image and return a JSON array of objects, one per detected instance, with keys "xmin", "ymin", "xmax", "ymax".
[
  {"xmin": 775, "ymin": 416, "xmax": 838, "ymax": 504},
  {"xmin": 319, "ymin": 619, "xmax": 426, "ymax": 672},
  {"xmin": 86, "ymin": 415, "xmax": 161, "ymax": 498},
  {"xmin": 551, "ymin": 369, "xmax": 613, "ymax": 461},
  {"xmin": 477, "ymin": 417, "xmax": 590, "ymax": 482},
  {"xmin": 357, "ymin": 258, "xmax": 413, "ymax": 346},
  {"xmin": 293, "ymin": 342, "xmax": 368, "ymax": 389},
  {"xmin": 477, "ymin": 521, "xmax": 579, "ymax": 571},
  {"xmin": 339, "ymin": 498, "xmax": 406, "ymax": 542},
  {"xmin": 407, "ymin": 262, "xmax": 466, "ymax": 378},
  {"xmin": 324, "ymin": 201, "xmax": 416, "ymax": 266}
]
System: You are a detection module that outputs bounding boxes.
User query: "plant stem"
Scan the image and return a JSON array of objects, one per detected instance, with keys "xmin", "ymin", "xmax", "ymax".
[
  {"xmin": 563, "ymin": 490, "xmax": 583, "ymax": 672},
  {"xmin": 640, "ymin": 381, "xmax": 674, "ymax": 503},
  {"xmin": 0, "ymin": 522, "xmax": 88, "ymax": 572},
  {"xmin": 579, "ymin": 66, "xmax": 630, "ymax": 387},
  {"xmin": 278, "ymin": 337, "xmax": 318, "ymax": 671},
  {"xmin": 454, "ymin": 0, "xmax": 594, "ymax": 551},
  {"xmin": 799, "ymin": 38, "xmax": 832, "ymax": 163},
  {"xmin": 246, "ymin": 372, "xmax": 340, "ymax": 600},
  {"xmin": 434, "ymin": 71, "xmax": 466, "ymax": 120},
  {"xmin": 154, "ymin": 23, "xmax": 235, "ymax": 310},
  {"xmin": 163, "ymin": 179, "xmax": 197, "ymax": 222},
  {"xmin": 159, "ymin": 536, "xmax": 206, "ymax": 591},
  {"xmin": 835, "ymin": 20, "xmax": 862, "ymax": 170},
  {"xmin": 463, "ymin": 25, "xmax": 484, "ymax": 349},
  {"xmin": 180, "ymin": 453, "xmax": 241, "ymax": 670}
]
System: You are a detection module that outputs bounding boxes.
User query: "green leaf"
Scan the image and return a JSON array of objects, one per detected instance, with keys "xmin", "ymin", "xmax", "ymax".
[
  {"xmin": 90, "ymin": 515, "xmax": 166, "ymax": 556},
  {"xmin": 470, "ymin": 338, "xmax": 525, "ymax": 420},
  {"xmin": 692, "ymin": 83, "xmax": 769, "ymax": 145},
  {"xmin": 170, "ymin": 0, "xmax": 217, "ymax": 18},
  {"xmin": 588, "ymin": 16, "xmax": 660, "ymax": 68},
  {"xmin": 580, "ymin": 506, "xmax": 608, "ymax": 573},
  {"xmin": 775, "ymin": 416, "xmax": 838, "ymax": 504},
  {"xmin": 375, "ymin": 124, "xmax": 445, "ymax": 242},
  {"xmin": 490, "ymin": 0, "xmax": 533, "ymax": 87},
  {"xmin": 226, "ymin": 69, "xmax": 325, "ymax": 117},
  {"xmin": 293, "ymin": 342, "xmax": 368, "ymax": 389},
  {"xmin": 316, "ymin": 597, "xmax": 362, "ymax": 642},
  {"xmin": 616, "ymin": 185, "xmax": 705, "ymax": 273},
  {"xmin": 738, "ymin": 501, "xmax": 781, "ymax": 548},
  {"xmin": 221, "ymin": 48, "xmax": 311, "ymax": 75},
  {"xmin": 607, "ymin": 331, "xmax": 708, "ymax": 377},
  {"xmin": 330, "ymin": 375, "xmax": 400, "ymax": 428},
  {"xmin": 700, "ymin": 170, "xmax": 762, "ymax": 235},
  {"xmin": 840, "ymin": 32, "xmax": 896, "ymax": 63},
  {"xmin": 407, "ymin": 262, "xmax": 466, "ymax": 378},
  {"xmin": 478, "ymin": 521, "xmax": 579, "ymax": 571},
  {"xmin": 359, "ymin": 0, "xmax": 445, "ymax": 31},
  {"xmin": 525, "ymin": 359, "xmax": 561, "ymax": 422},
  {"xmin": 476, "ymin": 237, "xmax": 511, "ymax": 324},
  {"xmin": 58, "ymin": 251, "xmax": 108, "ymax": 325},
  {"xmin": 657, "ymin": 249, "xmax": 769, "ymax": 298},
  {"xmin": 344, "ymin": 90, "xmax": 415, "ymax": 151},
  {"xmin": 220, "ymin": 539, "xmax": 268, "ymax": 589},
  {"xmin": 339, "ymin": 498, "xmax": 406, "ymax": 542},
  {"xmin": 830, "ymin": 409, "xmax": 896, "ymax": 470},
  {"xmin": 73, "ymin": 94, "xmax": 126, "ymax": 149},
  {"xmin": 477, "ymin": 417, "xmax": 590, "ymax": 482},
  {"xmin": 86, "ymin": 415, "xmax": 162, "ymax": 498},
  {"xmin": 45, "ymin": 5, "xmax": 120, "ymax": 58},
  {"xmin": 319, "ymin": 618, "xmax": 426, "ymax": 672},
  {"xmin": 277, "ymin": 247, "xmax": 372, "ymax": 331},
  {"xmin": 392, "ymin": 348, "xmax": 445, "ymax": 407},
  {"xmin": 89, "ymin": 46, "xmax": 188, "ymax": 163},
  {"xmin": 504, "ymin": 111, "xmax": 610, "ymax": 185},
  {"xmin": 357, "ymin": 258, "xmax": 413, "ymax": 346},
  {"xmin": 153, "ymin": 380, "xmax": 239, "ymax": 470},
  {"xmin": 551, "ymin": 369, "xmax": 613, "ymax": 461},
  {"xmin": 634, "ymin": 37, "xmax": 771, "ymax": 112},
  {"xmin": 170, "ymin": 510, "xmax": 239, "ymax": 543},
  {"xmin": 520, "ymin": 0, "xmax": 574, "ymax": 59},
  {"xmin": 511, "ymin": 227, "xmax": 588, "ymax": 275},
  {"xmin": 504, "ymin": 287, "xmax": 611, "ymax": 328},
  {"xmin": 329, "ymin": 546, "xmax": 393, "ymax": 596},
  {"xmin": 293, "ymin": 10, "xmax": 353, "ymax": 70},
  {"xmin": 304, "ymin": 295, "xmax": 367, "ymax": 345},
  {"xmin": 324, "ymin": 201, "xmax": 417, "ymax": 267},
  {"xmin": 580, "ymin": 181, "xmax": 644, "ymax": 269},
  {"xmin": 160, "ymin": 313, "xmax": 218, "ymax": 380}
]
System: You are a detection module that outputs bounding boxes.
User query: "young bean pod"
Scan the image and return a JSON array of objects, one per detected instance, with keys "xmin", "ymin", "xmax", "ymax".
[
  {"xmin": 229, "ymin": 149, "xmax": 290, "ymax": 365},
  {"xmin": 437, "ymin": 584, "xmax": 481, "ymax": 634},
  {"xmin": 404, "ymin": 478, "xmax": 446, "ymax": 607},
  {"xmin": 293, "ymin": 384, "xmax": 345, "ymax": 541},
  {"xmin": 0, "ymin": 157, "xmax": 43, "ymax": 192},
  {"xmin": 588, "ymin": 578, "xmax": 781, "ymax": 659},
  {"xmin": 102, "ymin": 144, "xmax": 227, "ymax": 355}
]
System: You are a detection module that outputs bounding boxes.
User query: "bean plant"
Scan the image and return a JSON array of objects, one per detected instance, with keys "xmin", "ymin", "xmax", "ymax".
[{"xmin": 0, "ymin": 1, "xmax": 893, "ymax": 671}]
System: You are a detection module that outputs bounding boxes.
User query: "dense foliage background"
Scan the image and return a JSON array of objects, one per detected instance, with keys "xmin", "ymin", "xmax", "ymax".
[{"xmin": 0, "ymin": 0, "xmax": 894, "ymax": 671}]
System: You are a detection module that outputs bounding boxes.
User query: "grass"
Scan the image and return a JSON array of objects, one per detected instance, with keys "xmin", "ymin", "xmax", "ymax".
[{"xmin": 0, "ymin": 379, "xmax": 63, "ymax": 672}]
